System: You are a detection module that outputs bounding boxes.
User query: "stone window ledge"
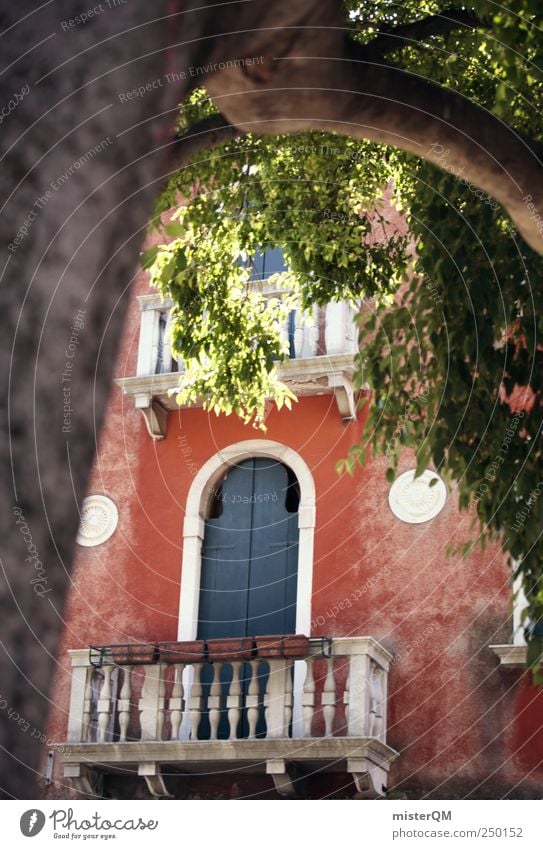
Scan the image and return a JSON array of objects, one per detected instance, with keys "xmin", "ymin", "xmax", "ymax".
[{"xmin": 489, "ymin": 644, "xmax": 527, "ymax": 666}]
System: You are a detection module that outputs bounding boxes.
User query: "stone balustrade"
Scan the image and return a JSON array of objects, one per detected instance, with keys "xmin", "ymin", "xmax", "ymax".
[
  {"xmin": 119, "ymin": 298, "xmax": 360, "ymax": 437},
  {"xmin": 63, "ymin": 637, "xmax": 397, "ymax": 798},
  {"xmin": 67, "ymin": 637, "xmax": 388, "ymax": 745},
  {"xmin": 135, "ymin": 295, "xmax": 358, "ymax": 378}
]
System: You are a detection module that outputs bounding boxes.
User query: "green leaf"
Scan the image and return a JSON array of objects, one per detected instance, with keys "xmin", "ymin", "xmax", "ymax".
[
  {"xmin": 141, "ymin": 246, "xmax": 159, "ymax": 270},
  {"xmin": 164, "ymin": 220, "xmax": 186, "ymax": 238}
]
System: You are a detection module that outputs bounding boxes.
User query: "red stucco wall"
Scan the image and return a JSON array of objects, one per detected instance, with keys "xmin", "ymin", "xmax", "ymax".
[{"xmin": 45, "ymin": 262, "xmax": 543, "ymax": 800}]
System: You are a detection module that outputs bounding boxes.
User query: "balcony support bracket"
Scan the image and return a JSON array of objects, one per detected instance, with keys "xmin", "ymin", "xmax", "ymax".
[
  {"xmin": 328, "ymin": 373, "xmax": 357, "ymax": 422},
  {"xmin": 266, "ymin": 758, "xmax": 298, "ymax": 798},
  {"xmin": 135, "ymin": 393, "xmax": 167, "ymax": 440},
  {"xmin": 64, "ymin": 763, "xmax": 101, "ymax": 797},
  {"xmin": 138, "ymin": 762, "xmax": 173, "ymax": 798},
  {"xmin": 348, "ymin": 757, "xmax": 388, "ymax": 798}
]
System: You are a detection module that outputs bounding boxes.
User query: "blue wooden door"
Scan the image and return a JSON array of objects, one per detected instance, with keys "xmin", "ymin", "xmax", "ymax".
[
  {"xmin": 196, "ymin": 458, "xmax": 299, "ymax": 738},
  {"xmin": 198, "ymin": 458, "xmax": 299, "ymax": 639}
]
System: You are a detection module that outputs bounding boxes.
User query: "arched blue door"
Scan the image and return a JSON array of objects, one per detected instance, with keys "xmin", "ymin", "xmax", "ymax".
[
  {"xmin": 197, "ymin": 458, "xmax": 299, "ymax": 639},
  {"xmin": 196, "ymin": 458, "xmax": 299, "ymax": 739}
]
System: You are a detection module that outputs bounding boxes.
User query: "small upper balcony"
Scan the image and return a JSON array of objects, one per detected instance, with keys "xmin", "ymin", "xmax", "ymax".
[
  {"xmin": 116, "ymin": 250, "xmax": 361, "ymax": 437},
  {"xmin": 62, "ymin": 635, "xmax": 397, "ymax": 799}
]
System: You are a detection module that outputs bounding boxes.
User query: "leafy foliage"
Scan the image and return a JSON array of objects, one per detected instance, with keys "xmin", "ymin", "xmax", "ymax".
[
  {"xmin": 149, "ymin": 116, "xmax": 409, "ymax": 423},
  {"xmin": 146, "ymin": 1, "xmax": 543, "ymax": 673}
]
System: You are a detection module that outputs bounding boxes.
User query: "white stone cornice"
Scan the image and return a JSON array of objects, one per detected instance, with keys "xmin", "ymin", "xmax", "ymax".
[
  {"xmin": 137, "ymin": 294, "xmax": 173, "ymax": 310},
  {"xmin": 68, "ymin": 648, "xmax": 92, "ymax": 667},
  {"xmin": 489, "ymin": 644, "xmax": 528, "ymax": 666},
  {"xmin": 116, "ymin": 354, "xmax": 362, "ymax": 436}
]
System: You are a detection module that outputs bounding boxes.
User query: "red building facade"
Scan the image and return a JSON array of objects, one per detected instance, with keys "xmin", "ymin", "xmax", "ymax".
[{"xmin": 45, "ymin": 245, "xmax": 543, "ymax": 801}]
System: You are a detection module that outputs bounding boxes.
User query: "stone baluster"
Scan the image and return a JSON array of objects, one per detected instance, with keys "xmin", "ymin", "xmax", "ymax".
[
  {"xmin": 162, "ymin": 311, "xmax": 174, "ymax": 373},
  {"xmin": 280, "ymin": 314, "xmax": 290, "ymax": 357},
  {"xmin": 379, "ymin": 662, "xmax": 388, "ymax": 739},
  {"xmin": 138, "ymin": 663, "xmax": 167, "ymax": 741},
  {"xmin": 208, "ymin": 662, "xmax": 223, "ymax": 740},
  {"xmin": 67, "ymin": 652, "xmax": 96, "ymax": 744},
  {"xmin": 118, "ymin": 667, "xmax": 132, "ymax": 743},
  {"xmin": 188, "ymin": 663, "xmax": 203, "ymax": 740},
  {"xmin": 97, "ymin": 666, "xmax": 113, "ymax": 743},
  {"xmin": 325, "ymin": 301, "xmax": 358, "ymax": 355},
  {"xmin": 343, "ymin": 661, "xmax": 350, "ymax": 731},
  {"xmin": 81, "ymin": 671, "xmax": 93, "ymax": 743},
  {"xmin": 346, "ymin": 302, "xmax": 358, "ymax": 353},
  {"xmin": 297, "ymin": 307, "xmax": 319, "ymax": 358},
  {"xmin": 308, "ymin": 306, "xmax": 319, "ymax": 356},
  {"xmin": 322, "ymin": 658, "xmax": 336, "ymax": 737},
  {"xmin": 379, "ymin": 666, "xmax": 388, "ymax": 743},
  {"xmin": 227, "ymin": 662, "xmax": 242, "ymax": 740},
  {"xmin": 324, "ymin": 301, "xmax": 342, "ymax": 355},
  {"xmin": 369, "ymin": 662, "xmax": 384, "ymax": 740},
  {"xmin": 157, "ymin": 667, "xmax": 167, "ymax": 741},
  {"xmin": 265, "ymin": 659, "xmax": 290, "ymax": 738},
  {"xmin": 301, "ymin": 658, "xmax": 316, "ymax": 738},
  {"xmin": 284, "ymin": 660, "xmax": 293, "ymax": 735},
  {"xmin": 345, "ymin": 652, "xmax": 371, "ymax": 737},
  {"xmin": 136, "ymin": 308, "xmax": 157, "ymax": 376},
  {"xmin": 169, "ymin": 664, "xmax": 185, "ymax": 741},
  {"xmin": 293, "ymin": 311, "xmax": 305, "ymax": 358},
  {"xmin": 246, "ymin": 660, "xmax": 260, "ymax": 739}
]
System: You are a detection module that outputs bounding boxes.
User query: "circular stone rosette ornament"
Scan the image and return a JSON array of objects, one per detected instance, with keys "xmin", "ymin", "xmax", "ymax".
[
  {"xmin": 76, "ymin": 495, "xmax": 119, "ymax": 546},
  {"xmin": 388, "ymin": 469, "xmax": 447, "ymax": 524}
]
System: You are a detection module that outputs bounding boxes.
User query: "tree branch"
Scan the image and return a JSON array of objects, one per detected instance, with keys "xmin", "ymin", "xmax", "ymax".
[
  {"xmin": 200, "ymin": 2, "xmax": 543, "ymax": 257},
  {"xmin": 360, "ymin": 9, "xmax": 487, "ymax": 58}
]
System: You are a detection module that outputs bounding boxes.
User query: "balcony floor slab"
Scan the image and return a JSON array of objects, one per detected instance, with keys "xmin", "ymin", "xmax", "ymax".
[{"xmin": 63, "ymin": 736, "xmax": 398, "ymax": 777}]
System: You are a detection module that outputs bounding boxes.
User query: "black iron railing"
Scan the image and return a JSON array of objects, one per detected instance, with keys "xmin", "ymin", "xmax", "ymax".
[{"xmin": 89, "ymin": 636, "xmax": 332, "ymax": 668}]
